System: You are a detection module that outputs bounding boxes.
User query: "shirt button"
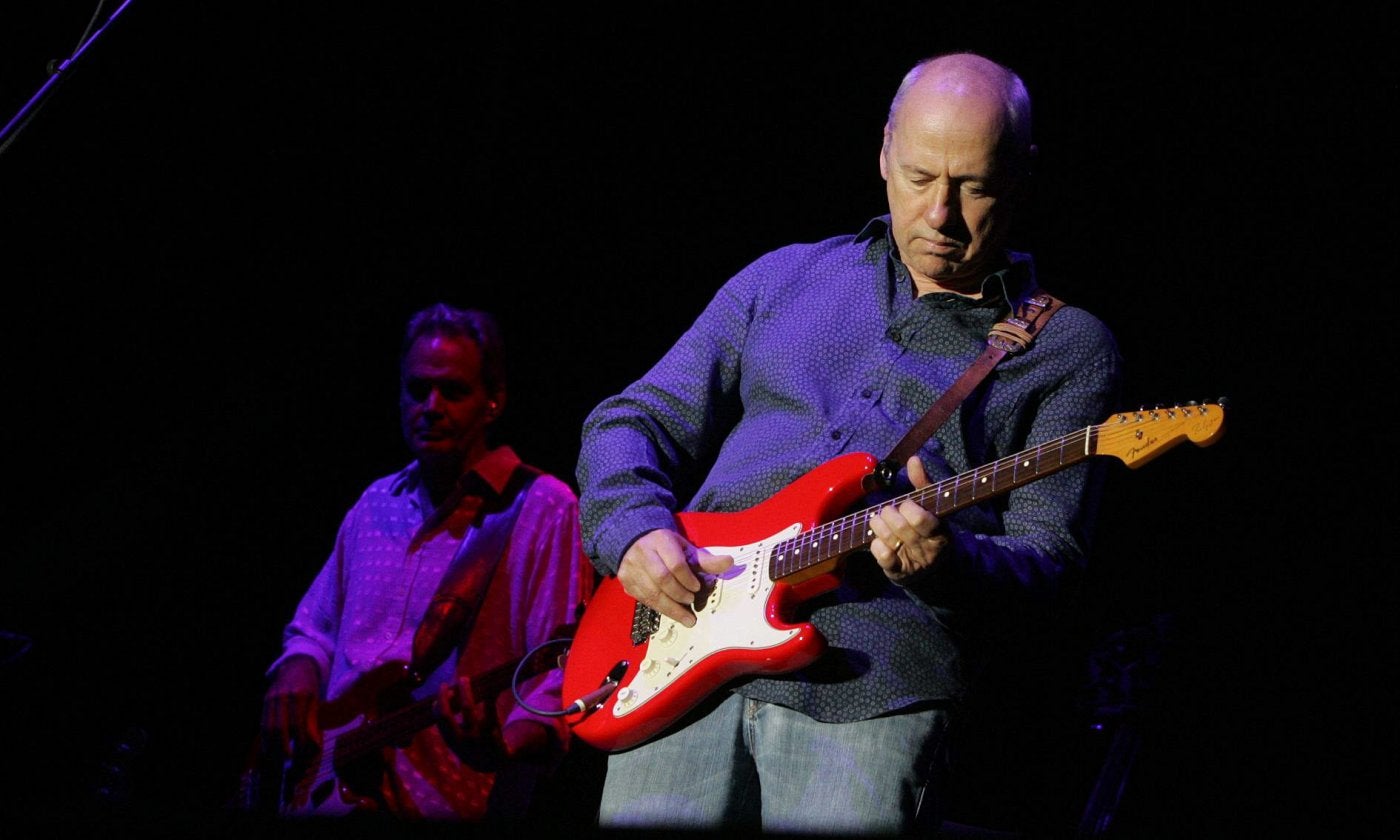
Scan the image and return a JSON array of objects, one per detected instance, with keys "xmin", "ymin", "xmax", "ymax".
[
  {"xmin": 889, "ymin": 330, "xmax": 902, "ymax": 342},
  {"xmin": 861, "ymin": 389, "xmax": 873, "ymax": 399},
  {"xmin": 830, "ymin": 430, "xmax": 841, "ymax": 439}
]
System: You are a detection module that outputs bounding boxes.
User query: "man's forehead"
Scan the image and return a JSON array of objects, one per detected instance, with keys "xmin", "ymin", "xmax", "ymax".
[{"xmin": 402, "ymin": 335, "xmax": 482, "ymax": 375}]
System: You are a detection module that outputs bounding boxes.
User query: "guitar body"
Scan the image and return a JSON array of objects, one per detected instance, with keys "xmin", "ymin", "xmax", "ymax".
[
  {"xmin": 241, "ymin": 661, "xmax": 423, "ymax": 817},
  {"xmin": 562, "ymin": 452, "xmax": 879, "ymax": 753},
  {"xmin": 291, "ymin": 661, "xmax": 424, "ymax": 816}
]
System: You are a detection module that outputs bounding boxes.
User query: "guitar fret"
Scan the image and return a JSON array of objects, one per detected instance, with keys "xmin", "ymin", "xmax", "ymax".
[
  {"xmin": 839, "ymin": 516, "xmax": 855, "ymax": 552},
  {"xmin": 929, "ymin": 427, "xmax": 1102, "ymax": 517},
  {"xmin": 772, "ymin": 541, "xmax": 789, "ymax": 578},
  {"xmin": 768, "ymin": 512, "xmax": 877, "ymax": 581}
]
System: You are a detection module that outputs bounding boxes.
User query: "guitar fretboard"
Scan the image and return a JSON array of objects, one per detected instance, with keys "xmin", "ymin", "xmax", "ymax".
[{"xmin": 768, "ymin": 425, "xmax": 1098, "ymax": 580}]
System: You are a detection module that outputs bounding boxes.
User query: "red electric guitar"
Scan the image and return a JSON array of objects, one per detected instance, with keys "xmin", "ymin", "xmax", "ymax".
[{"xmin": 562, "ymin": 402, "xmax": 1226, "ymax": 752}]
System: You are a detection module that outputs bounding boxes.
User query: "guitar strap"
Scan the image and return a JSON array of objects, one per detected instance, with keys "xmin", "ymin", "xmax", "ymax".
[
  {"xmin": 870, "ymin": 284, "xmax": 1064, "ymax": 489},
  {"xmin": 407, "ymin": 463, "xmax": 541, "ymax": 685}
]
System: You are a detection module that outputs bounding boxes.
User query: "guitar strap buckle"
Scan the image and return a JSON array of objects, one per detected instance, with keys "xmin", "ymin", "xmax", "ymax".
[{"xmin": 864, "ymin": 458, "xmax": 901, "ymax": 492}]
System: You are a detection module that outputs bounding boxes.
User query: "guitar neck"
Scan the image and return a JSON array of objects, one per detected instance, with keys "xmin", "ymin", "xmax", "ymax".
[
  {"xmin": 768, "ymin": 425, "xmax": 1097, "ymax": 581},
  {"xmin": 334, "ymin": 695, "xmax": 438, "ymax": 761},
  {"xmin": 768, "ymin": 401, "xmax": 1225, "ymax": 582},
  {"xmin": 332, "ymin": 658, "xmax": 522, "ymax": 762}
]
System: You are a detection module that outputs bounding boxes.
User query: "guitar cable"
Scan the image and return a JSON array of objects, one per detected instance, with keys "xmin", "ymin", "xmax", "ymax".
[{"xmin": 509, "ymin": 636, "xmax": 621, "ymax": 717}]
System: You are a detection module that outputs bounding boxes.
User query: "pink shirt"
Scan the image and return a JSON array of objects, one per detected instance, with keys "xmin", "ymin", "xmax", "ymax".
[{"xmin": 271, "ymin": 445, "xmax": 593, "ymax": 819}]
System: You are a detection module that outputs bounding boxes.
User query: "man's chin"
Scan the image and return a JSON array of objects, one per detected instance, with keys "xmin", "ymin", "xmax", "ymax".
[
  {"xmin": 409, "ymin": 440, "xmax": 462, "ymax": 460},
  {"xmin": 915, "ymin": 259, "xmax": 965, "ymax": 284},
  {"xmin": 919, "ymin": 253, "xmax": 995, "ymax": 286}
]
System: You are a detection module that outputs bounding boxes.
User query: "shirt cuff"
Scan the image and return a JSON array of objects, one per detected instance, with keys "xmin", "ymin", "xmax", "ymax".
[
  {"xmin": 594, "ymin": 507, "xmax": 680, "ymax": 575},
  {"xmin": 267, "ymin": 640, "xmax": 330, "ymax": 687}
]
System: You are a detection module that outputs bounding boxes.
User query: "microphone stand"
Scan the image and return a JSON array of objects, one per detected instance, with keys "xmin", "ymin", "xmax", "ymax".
[{"xmin": 0, "ymin": 0, "xmax": 136, "ymax": 157}]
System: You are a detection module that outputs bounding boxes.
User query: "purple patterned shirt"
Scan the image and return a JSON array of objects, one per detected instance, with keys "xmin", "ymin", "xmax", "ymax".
[{"xmin": 576, "ymin": 215, "xmax": 1122, "ymax": 721}]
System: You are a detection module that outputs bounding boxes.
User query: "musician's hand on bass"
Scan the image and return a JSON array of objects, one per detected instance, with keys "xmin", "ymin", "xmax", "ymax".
[
  {"xmin": 261, "ymin": 654, "xmax": 323, "ymax": 759},
  {"xmin": 437, "ymin": 675, "xmax": 492, "ymax": 744}
]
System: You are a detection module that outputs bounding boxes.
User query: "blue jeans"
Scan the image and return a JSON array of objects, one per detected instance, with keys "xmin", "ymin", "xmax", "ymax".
[{"xmin": 597, "ymin": 692, "xmax": 949, "ymax": 835}]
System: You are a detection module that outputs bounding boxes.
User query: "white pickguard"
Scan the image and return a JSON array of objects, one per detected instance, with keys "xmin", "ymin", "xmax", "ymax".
[
  {"xmin": 608, "ymin": 523, "xmax": 803, "ymax": 720},
  {"xmin": 283, "ymin": 715, "xmax": 367, "ymax": 816}
]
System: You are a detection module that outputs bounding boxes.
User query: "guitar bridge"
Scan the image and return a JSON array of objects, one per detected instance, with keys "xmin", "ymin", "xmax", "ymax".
[{"xmin": 631, "ymin": 603, "xmax": 660, "ymax": 646}]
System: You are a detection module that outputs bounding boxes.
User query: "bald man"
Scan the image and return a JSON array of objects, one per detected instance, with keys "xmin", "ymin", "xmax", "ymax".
[{"xmin": 574, "ymin": 52, "xmax": 1122, "ymax": 834}]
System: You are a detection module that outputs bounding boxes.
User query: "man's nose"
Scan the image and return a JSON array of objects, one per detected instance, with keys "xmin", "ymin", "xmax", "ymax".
[
  {"xmin": 924, "ymin": 183, "xmax": 953, "ymax": 228},
  {"xmin": 422, "ymin": 387, "xmax": 446, "ymax": 412}
]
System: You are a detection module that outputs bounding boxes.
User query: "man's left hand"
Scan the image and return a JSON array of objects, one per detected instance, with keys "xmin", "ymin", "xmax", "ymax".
[{"xmin": 869, "ymin": 455, "xmax": 949, "ymax": 583}]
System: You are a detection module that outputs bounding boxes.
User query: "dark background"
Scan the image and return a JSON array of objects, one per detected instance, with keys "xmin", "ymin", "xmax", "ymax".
[{"xmin": 1, "ymin": 2, "xmax": 1392, "ymax": 837}]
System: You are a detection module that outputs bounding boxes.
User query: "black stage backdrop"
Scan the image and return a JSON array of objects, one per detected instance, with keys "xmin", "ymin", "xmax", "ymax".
[{"xmin": 0, "ymin": 3, "xmax": 1392, "ymax": 837}]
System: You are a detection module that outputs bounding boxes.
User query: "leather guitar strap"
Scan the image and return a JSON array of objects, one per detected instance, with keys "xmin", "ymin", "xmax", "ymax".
[
  {"xmin": 870, "ymin": 288, "xmax": 1064, "ymax": 489},
  {"xmin": 406, "ymin": 463, "xmax": 541, "ymax": 685}
]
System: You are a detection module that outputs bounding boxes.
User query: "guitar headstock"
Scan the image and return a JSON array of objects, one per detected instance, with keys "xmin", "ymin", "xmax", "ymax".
[{"xmin": 1094, "ymin": 399, "xmax": 1227, "ymax": 468}]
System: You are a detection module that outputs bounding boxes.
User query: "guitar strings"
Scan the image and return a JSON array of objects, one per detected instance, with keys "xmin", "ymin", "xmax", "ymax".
[
  {"xmin": 768, "ymin": 405, "xmax": 1221, "ymax": 580},
  {"xmin": 291, "ymin": 698, "xmax": 442, "ymax": 795}
]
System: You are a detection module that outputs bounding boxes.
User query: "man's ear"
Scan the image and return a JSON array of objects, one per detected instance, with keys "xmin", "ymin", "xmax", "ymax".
[{"xmin": 879, "ymin": 125, "xmax": 892, "ymax": 181}]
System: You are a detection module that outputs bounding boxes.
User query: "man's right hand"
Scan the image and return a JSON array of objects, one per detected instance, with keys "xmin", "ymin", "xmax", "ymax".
[
  {"xmin": 616, "ymin": 528, "xmax": 733, "ymax": 627},
  {"xmin": 260, "ymin": 654, "xmax": 322, "ymax": 758}
]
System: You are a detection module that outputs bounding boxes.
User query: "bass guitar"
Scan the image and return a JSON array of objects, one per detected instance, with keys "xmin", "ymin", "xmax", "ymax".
[
  {"xmin": 239, "ymin": 647, "xmax": 555, "ymax": 816},
  {"xmin": 561, "ymin": 402, "xmax": 1226, "ymax": 752}
]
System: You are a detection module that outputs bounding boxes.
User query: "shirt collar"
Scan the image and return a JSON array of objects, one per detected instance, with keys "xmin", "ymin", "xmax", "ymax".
[
  {"xmin": 855, "ymin": 214, "xmax": 890, "ymax": 243},
  {"xmin": 985, "ymin": 251, "xmax": 1037, "ymax": 304},
  {"xmin": 861, "ymin": 214, "xmax": 1039, "ymax": 306},
  {"xmin": 390, "ymin": 445, "xmax": 523, "ymax": 498}
]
